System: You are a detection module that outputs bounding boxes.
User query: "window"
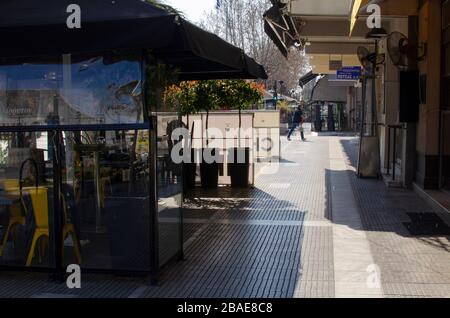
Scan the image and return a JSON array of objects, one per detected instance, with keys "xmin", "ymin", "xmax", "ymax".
[
  {"xmin": 0, "ymin": 51, "xmax": 144, "ymax": 127},
  {"xmin": 60, "ymin": 129, "xmax": 151, "ymax": 271},
  {"xmin": 0, "ymin": 132, "xmax": 55, "ymax": 268}
]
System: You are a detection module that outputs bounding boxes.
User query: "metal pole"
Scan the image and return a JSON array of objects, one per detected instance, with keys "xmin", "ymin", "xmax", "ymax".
[
  {"xmin": 149, "ymin": 117, "xmax": 159, "ymax": 285},
  {"xmin": 387, "ymin": 126, "xmax": 391, "ymax": 176},
  {"xmin": 372, "ymin": 39, "xmax": 378, "ymax": 137},
  {"xmin": 357, "ymin": 76, "xmax": 367, "ymax": 177},
  {"xmin": 94, "ymin": 151, "xmax": 102, "ymax": 232},
  {"xmin": 50, "ymin": 130, "xmax": 64, "ymax": 282},
  {"xmin": 393, "ymin": 127, "xmax": 397, "ymax": 181}
]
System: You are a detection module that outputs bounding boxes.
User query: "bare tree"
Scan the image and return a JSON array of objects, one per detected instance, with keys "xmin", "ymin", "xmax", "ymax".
[{"xmin": 200, "ymin": 0, "xmax": 310, "ymax": 94}]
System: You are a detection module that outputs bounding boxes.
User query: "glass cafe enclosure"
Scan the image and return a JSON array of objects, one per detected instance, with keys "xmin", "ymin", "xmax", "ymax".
[
  {"xmin": 0, "ymin": 0, "xmax": 267, "ymax": 279},
  {"xmin": 0, "ymin": 51, "xmax": 182, "ymax": 274}
]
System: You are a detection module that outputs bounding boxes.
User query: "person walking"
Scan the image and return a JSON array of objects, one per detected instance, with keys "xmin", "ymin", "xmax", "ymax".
[{"xmin": 287, "ymin": 105, "xmax": 306, "ymax": 141}]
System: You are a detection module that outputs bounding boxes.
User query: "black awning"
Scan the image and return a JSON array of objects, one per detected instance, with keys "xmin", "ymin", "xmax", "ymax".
[
  {"xmin": 299, "ymin": 71, "xmax": 319, "ymax": 88},
  {"xmin": 263, "ymin": 1, "xmax": 299, "ymax": 59},
  {"xmin": 0, "ymin": 0, "xmax": 267, "ymax": 80}
]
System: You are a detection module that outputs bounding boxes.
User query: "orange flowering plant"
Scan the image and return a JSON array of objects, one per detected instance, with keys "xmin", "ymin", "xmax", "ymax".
[{"xmin": 164, "ymin": 79, "xmax": 263, "ymax": 139}]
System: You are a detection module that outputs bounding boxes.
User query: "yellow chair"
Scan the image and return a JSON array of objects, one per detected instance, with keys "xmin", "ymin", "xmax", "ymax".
[
  {"xmin": 25, "ymin": 188, "xmax": 82, "ymax": 266},
  {"xmin": 0, "ymin": 179, "xmax": 25, "ymax": 257},
  {"xmin": 60, "ymin": 193, "xmax": 82, "ymax": 265},
  {"xmin": 3, "ymin": 179, "xmax": 20, "ymax": 190},
  {"xmin": 25, "ymin": 187, "xmax": 49, "ymax": 266}
]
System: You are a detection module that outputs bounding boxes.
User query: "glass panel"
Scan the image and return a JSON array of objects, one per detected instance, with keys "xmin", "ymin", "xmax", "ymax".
[
  {"xmin": 0, "ymin": 62, "xmax": 63, "ymax": 126},
  {"xmin": 0, "ymin": 131, "xmax": 54, "ymax": 268},
  {"xmin": 63, "ymin": 53, "xmax": 144, "ymax": 125},
  {"xmin": 0, "ymin": 51, "xmax": 143, "ymax": 127},
  {"xmin": 157, "ymin": 114, "xmax": 182, "ymax": 267},
  {"xmin": 60, "ymin": 129, "xmax": 150, "ymax": 271}
]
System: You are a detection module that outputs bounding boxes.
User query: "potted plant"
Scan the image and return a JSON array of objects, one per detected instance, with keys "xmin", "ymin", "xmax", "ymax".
[
  {"xmin": 221, "ymin": 80, "xmax": 262, "ymax": 188},
  {"xmin": 195, "ymin": 81, "xmax": 221, "ymax": 188}
]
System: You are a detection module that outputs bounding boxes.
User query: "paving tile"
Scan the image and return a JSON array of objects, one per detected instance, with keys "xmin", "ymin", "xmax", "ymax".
[
  {"xmin": 340, "ymin": 137, "xmax": 450, "ymax": 298},
  {"xmin": 334, "ymin": 271, "xmax": 372, "ymax": 283},
  {"xmin": 335, "ymin": 282, "xmax": 383, "ymax": 296}
]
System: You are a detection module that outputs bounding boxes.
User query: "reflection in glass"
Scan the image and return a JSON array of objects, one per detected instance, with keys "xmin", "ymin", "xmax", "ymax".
[
  {"xmin": 61, "ymin": 129, "xmax": 150, "ymax": 271},
  {"xmin": 157, "ymin": 115, "xmax": 182, "ymax": 266},
  {"xmin": 0, "ymin": 132, "xmax": 55, "ymax": 268},
  {"xmin": 0, "ymin": 51, "xmax": 143, "ymax": 126}
]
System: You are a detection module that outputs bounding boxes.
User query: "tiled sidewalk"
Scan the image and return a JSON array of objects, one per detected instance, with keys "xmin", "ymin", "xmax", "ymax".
[
  {"xmin": 340, "ymin": 138, "xmax": 450, "ymax": 297},
  {"xmin": 144, "ymin": 135, "xmax": 331, "ymax": 298},
  {"xmin": 1, "ymin": 135, "xmax": 450, "ymax": 298}
]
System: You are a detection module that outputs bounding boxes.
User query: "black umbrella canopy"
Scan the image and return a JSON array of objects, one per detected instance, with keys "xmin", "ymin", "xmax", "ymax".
[
  {"xmin": 0, "ymin": 0, "xmax": 267, "ymax": 80},
  {"xmin": 0, "ymin": 0, "xmax": 168, "ymax": 26}
]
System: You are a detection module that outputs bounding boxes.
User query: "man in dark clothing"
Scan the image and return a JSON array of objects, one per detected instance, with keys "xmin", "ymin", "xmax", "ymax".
[{"xmin": 287, "ymin": 105, "xmax": 305, "ymax": 141}]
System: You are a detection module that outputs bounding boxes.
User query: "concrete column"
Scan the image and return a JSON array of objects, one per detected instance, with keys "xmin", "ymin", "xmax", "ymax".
[
  {"xmin": 416, "ymin": 0, "xmax": 442, "ymax": 189},
  {"xmin": 378, "ymin": 18, "xmax": 408, "ymax": 180},
  {"xmin": 379, "ymin": 35, "xmax": 400, "ymax": 172},
  {"xmin": 402, "ymin": 17, "xmax": 419, "ymax": 189}
]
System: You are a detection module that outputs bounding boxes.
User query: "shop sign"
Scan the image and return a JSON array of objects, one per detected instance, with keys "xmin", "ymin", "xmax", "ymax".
[{"xmin": 336, "ymin": 66, "xmax": 362, "ymax": 80}]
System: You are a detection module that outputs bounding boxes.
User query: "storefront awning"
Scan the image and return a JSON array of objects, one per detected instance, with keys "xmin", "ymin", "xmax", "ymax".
[
  {"xmin": 0, "ymin": 0, "xmax": 267, "ymax": 80},
  {"xmin": 299, "ymin": 71, "xmax": 319, "ymax": 88},
  {"xmin": 263, "ymin": 1, "xmax": 300, "ymax": 58}
]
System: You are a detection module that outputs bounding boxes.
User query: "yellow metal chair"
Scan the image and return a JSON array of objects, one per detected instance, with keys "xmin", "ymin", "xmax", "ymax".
[
  {"xmin": 60, "ymin": 193, "xmax": 82, "ymax": 264},
  {"xmin": 0, "ymin": 179, "xmax": 25, "ymax": 257},
  {"xmin": 25, "ymin": 187, "xmax": 50, "ymax": 266},
  {"xmin": 25, "ymin": 189, "xmax": 82, "ymax": 266}
]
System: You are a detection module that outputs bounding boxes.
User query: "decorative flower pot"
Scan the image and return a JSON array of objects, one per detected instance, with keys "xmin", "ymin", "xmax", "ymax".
[
  {"xmin": 200, "ymin": 148, "xmax": 219, "ymax": 188},
  {"xmin": 228, "ymin": 147, "xmax": 250, "ymax": 188},
  {"xmin": 182, "ymin": 148, "xmax": 197, "ymax": 190}
]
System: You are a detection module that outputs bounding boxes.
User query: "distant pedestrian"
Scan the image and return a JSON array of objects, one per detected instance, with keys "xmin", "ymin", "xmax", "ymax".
[
  {"xmin": 299, "ymin": 119, "xmax": 306, "ymax": 141},
  {"xmin": 287, "ymin": 105, "xmax": 306, "ymax": 141}
]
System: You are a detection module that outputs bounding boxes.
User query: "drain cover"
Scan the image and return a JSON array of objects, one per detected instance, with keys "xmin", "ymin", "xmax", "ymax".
[{"xmin": 403, "ymin": 213, "xmax": 450, "ymax": 236}]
